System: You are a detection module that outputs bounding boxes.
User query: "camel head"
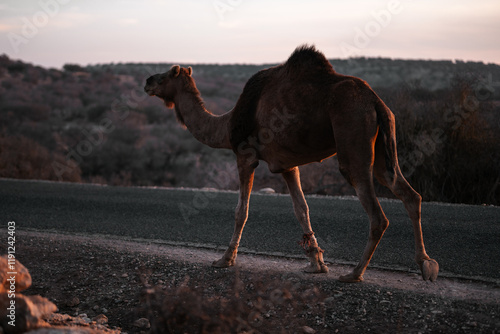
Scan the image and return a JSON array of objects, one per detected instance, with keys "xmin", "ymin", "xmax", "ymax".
[{"xmin": 144, "ymin": 65, "xmax": 193, "ymax": 109}]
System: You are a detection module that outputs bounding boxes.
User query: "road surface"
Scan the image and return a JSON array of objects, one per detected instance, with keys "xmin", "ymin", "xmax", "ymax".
[{"xmin": 1, "ymin": 178, "xmax": 499, "ymax": 281}]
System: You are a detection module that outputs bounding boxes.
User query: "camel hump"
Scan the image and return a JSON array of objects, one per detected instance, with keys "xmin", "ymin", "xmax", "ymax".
[
  {"xmin": 284, "ymin": 45, "xmax": 335, "ymax": 77},
  {"xmin": 229, "ymin": 45, "xmax": 335, "ymax": 150}
]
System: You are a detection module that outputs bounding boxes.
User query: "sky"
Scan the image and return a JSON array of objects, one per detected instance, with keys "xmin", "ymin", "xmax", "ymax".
[{"xmin": 1, "ymin": 0, "xmax": 499, "ymax": 69}]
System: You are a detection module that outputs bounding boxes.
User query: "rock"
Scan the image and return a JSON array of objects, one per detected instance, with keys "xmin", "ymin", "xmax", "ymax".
[
  {"xmin": 76, "ymin": 314, "xmax": 91, "ymax": 325},
  {"xmin": 324, "ymin": 297, "xmax": 336, "ymax": 304},
  {"xmin": 0, "ymin": 294, "xmax": 57, "ymax": 333},
  {"xmin": 44, "ymin": 314, "xmax": 119, "ymax": 333},
  {"xmin": 0, "ymin": 256, "xmax": 119, "ymax": 334},
  {"xmin": 93, "ymin": 314, "xmax": 108, "ymax": 325},
  {"xmin": 47, "ymin": 313, "xmax": 73, "ymax": 325},
  {"xmin": 133, "ymin": 317, "xmax": 151, "ymax": 329},
  {"xmin": 0, "ymin": 257, "xmax": 53, "ymax": 333},
  {"xmin": 0, "ymin": 255, "xmax": 32, "ymax": 293},
  {"xmin": 66, "ymin": 297, "xmax": 80, "ymax": 307},
  {"xmin": 302, "ymin": 326, "xmax": 316, "ymax": 334},
  {"xmin": 259, "ymin": 187, "xmax": 276, "ymax": 194}
]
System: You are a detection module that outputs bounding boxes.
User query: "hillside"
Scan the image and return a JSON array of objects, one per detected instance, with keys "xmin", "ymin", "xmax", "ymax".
[{"xmin": 0, "ymin": 54, "xmax": 499, "ymax": 204}]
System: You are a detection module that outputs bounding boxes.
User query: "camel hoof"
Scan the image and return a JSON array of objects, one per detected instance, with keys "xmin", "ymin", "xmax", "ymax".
[
  {"xmin": 211, "ymin": 257, "xmax": 234, "ymax": 268},
  {"xmin": 421, "ymin": 259, "xmax": 439, "ymax": 282},
  {"xmin": 338, "ymin": 273, "xmax": 364, "ymax": 283},
  {"xmin": 303, "ymin": 263, "xmax": 329, "ymax": 274}
]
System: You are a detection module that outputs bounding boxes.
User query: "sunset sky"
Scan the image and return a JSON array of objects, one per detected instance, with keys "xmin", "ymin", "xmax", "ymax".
[{"xmin": 1, "ymin": 0, "xmax": 499, "ymax": 68}]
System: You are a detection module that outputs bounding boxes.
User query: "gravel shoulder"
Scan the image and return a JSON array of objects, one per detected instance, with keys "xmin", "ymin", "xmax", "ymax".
[{"xmin": 8, "ymin": 229, "xmax": 500, "ymax": 333}]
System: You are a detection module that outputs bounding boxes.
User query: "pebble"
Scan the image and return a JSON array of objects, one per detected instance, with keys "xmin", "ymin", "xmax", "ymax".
[
  {"xmin": 302, "ymin": 325, "xmax": 316, "ymax": 334},
  {"xmin": 78, "ymin": 313, "xmax": 92, "ymax": 324},
  {"xmin": 93, "ymin": 314, "xmax": 109, "ymax": 325},
  {"xmin": 324, "ymin": 297, "xmax": 335, "ymax": 304},
  {"xmin": 67, "ymin": 297, "xmax": 80, "ymax": 307},
  {"xmin": 134, "ymin": 317, "xmax": 151, "ymax": 329},
  {"xmin": 259, "ymin": 187, "xmax": 276, "ymax": 194}
]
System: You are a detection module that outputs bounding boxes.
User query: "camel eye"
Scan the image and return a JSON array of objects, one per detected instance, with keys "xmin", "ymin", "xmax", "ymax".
[{"xmin": 157, "ymin": 77, "xmax": 164, "ymax": 84}]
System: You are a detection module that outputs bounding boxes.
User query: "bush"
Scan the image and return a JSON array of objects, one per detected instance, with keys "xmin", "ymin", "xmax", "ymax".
[
  {"xmin": 63, "ymin": 64, "xmax": 86, "ymax": 72},
  {"xmin": 1, "ymin": 55, "xmax": 498, "ymax": 204},
  {"xmin": 0, "ymin": 134, "xmax": 81, "ymax": 182},
  {"xmin": 142, "ymin": 273, "xmax": 324, "ymax": 334},
  {"xmin": 388, "ymin": 80, "xmax": 500, "ymax": 205}
]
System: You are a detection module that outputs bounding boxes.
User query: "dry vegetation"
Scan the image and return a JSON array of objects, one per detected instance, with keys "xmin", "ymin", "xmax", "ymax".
[
  {"xmin": 0, "ymin": 54, "xmax": 499, "ymax": 204},
  {"xmin": 15, "ymin": 231, "xmax": 500, "ymax": 334}
]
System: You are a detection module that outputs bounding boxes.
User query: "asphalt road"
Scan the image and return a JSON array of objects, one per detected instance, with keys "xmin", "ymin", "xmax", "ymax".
[{"xmin": 1, "ymin": 178, "xmax": 499, "ymax": 281}]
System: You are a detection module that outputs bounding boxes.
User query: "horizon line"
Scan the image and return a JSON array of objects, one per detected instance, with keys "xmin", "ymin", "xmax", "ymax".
[{"xmin": 2, "ymin": 53, "xmax": 499, "ymax": 70}]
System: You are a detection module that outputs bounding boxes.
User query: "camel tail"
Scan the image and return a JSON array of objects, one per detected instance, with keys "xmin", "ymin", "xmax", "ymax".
[{"xmin": 375, "ymin": 99, "xmax": 398, "ymax": 180}]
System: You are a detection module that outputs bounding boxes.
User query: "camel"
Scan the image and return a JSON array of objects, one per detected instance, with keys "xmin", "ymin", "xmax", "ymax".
[{"xmin": 144, "ymin": 45, "xmax": 439, "ymax": 283}]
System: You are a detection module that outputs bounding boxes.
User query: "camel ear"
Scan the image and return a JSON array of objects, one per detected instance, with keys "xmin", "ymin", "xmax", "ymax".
[
  {"xmin": 170, "ymin": 65, "xmax": 180, "ymax": 78},
  {"xmin": 187, "ymin": 66, "xmax": 193, "ymax": 76}
]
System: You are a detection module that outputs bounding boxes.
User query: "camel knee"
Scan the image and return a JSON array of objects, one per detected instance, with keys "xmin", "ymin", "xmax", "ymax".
[
  {"xmin": 399, "ymin": 184, "xmax": 421, "ymax": 204},
  {"xmin": 412, "ymin": 191, "xmax": 422, "ymax": 206},
  {"xmin": 392, "ymin": 176, "xmax": 421, "ymax": 204},
  {"xmin": 401, "ymin": 189, "xmax": 422, "ymax": 218},
  {"xmin": 410, "ymin": 192, "xmax": 422, "ymax": 212}
]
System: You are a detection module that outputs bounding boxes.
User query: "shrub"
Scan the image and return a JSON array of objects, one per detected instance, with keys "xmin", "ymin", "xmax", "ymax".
[
  {"xmin": 0, "ymin": 134, "xmax": 81, "ymax": 182},
  {"xmin": 63, "ymin": 64, "xmax": 86, "ymax": 73},
  {"xmin": 387, "ymin": 80, "xmax": 500, "ymax": 205},
  {"xmin": 141, "ymin": 273, "xmax": 324, "ymax": 334}
]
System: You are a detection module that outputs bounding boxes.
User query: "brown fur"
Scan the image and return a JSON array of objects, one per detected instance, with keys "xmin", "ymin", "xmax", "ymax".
[
  {"xmin": 144, "ymin": 45, "xmax": 439, "ymax": 282},
  {"xmin": 229, "ymin": 68, "xmax": 271, "ymax": 149}
]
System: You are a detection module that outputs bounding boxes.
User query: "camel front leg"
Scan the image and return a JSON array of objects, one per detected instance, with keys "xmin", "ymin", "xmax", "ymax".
[
  {"xmin": 282, "ymin": 167, "xmax": 328, "ymax": 273},
  {"xmin": 212, "ymin": 161, "xmax": 255, "ymax": 268}
]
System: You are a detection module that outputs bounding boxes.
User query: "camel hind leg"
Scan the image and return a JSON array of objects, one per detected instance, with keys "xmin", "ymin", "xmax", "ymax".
[
  {"xmin": 337, "ymin": 163, "xmax": 391, "ymax": 283},
  {"xmin": 334, "ymin": 120, "xmax": 391, "ymax": 282},
  {"xmin": 374, "ymin": 141, "xmax": 439, "ymax": 281}
]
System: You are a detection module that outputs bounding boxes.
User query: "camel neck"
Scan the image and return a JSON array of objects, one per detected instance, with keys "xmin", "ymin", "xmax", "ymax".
[{"xmin": 174, "ymin": 89, "xmax": 232, "ymax": 150}]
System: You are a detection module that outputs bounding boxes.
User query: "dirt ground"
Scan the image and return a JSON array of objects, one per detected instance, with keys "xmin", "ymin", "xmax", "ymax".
[{"xmin": 10, "ymin": 230, "xmax": 500, "ymax": 333}]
